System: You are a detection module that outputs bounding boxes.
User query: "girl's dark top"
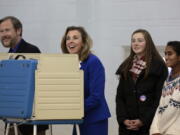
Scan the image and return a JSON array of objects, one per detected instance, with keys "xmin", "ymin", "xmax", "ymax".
[{"xmin": 116, "ymin": 58, "xmax": 168, "ymax": 134}]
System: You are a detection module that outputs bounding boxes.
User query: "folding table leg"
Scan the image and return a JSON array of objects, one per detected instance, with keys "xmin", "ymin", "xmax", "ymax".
[
  {"xmin": 33, "ymin": 125, "xmax": 37, "ymax": 135},
  {"xmin": 75, "ymin": 124, "xmax": 80, "ymax": 135},
  {"xmin": 5, "ymin": 123, "xmax": 10, "ymax": 135},
  {"xmin": 49, "ymin": 125, "xmax": 53, "ymax": 135},
  {"xmin": 13, "ymin": 123, "xmax": 18, "ymax": 135}
]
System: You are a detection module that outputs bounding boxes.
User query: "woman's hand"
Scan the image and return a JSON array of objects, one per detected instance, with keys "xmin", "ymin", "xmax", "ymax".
[
  {"xmin": 131, "ymin": 119, "xmax": 143, "ymax": 128},
  {"xmin": 124, "ymin": 119, "xmax": 132, "ymax": 127},
  {"xmin": 124, "ymin": 119, "xmax": 143, "ymax": 131}
]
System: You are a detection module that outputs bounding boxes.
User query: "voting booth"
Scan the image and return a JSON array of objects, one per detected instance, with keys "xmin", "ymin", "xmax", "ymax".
[{"xmin": 0, "ymin": 53, "xmax": 84, "ymax": 135}]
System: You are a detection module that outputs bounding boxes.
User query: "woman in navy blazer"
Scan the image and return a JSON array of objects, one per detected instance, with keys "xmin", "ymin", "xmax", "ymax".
[{"xmin": 61, "ymin": 26, "xmax": 111, "ymax": 135}]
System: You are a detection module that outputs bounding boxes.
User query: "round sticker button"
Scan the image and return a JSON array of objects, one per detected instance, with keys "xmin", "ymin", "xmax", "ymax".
[{"xmin": 140, "ymin": 95, "xmax": 146, "ymax": 102}]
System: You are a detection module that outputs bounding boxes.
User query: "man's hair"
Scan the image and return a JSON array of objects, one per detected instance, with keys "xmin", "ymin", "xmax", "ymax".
[{"xmin": 0, "ymin": 16, "xmax": 23, "ymax": 36}]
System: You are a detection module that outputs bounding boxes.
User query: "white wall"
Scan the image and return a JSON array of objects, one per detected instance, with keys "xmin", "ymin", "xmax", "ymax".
[{"xmin": 0, "ymin": 0, "xmax": 180, "ymax": 134}]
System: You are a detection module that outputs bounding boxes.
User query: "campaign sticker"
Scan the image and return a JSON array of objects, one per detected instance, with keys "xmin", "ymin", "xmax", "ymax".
[{"xmin": 140, "ymin": 95, "xmax": 146, "ymax": 102}]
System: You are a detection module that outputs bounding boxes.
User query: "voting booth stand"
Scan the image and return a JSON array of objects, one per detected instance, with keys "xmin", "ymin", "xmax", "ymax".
[{"xmin": 0, "ymin": 53, "xmax": 84, "ymax": 135}]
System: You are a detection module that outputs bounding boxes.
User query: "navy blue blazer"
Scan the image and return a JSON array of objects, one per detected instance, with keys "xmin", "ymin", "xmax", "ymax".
[{"xmin": 80, "ymin": 53, "xmax": 111, "ymax": 124}]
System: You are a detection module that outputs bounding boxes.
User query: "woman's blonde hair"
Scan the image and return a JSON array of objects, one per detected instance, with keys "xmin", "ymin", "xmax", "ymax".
[{"xmin": 61, "ymin": 26, "xmax": 92, "ymax": 61}]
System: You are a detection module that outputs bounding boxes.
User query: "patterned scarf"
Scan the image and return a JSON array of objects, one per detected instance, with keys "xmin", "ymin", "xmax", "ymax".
[{"xmin": 129, "ymin": 55, "xmax": 146, "ymax": 81}]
